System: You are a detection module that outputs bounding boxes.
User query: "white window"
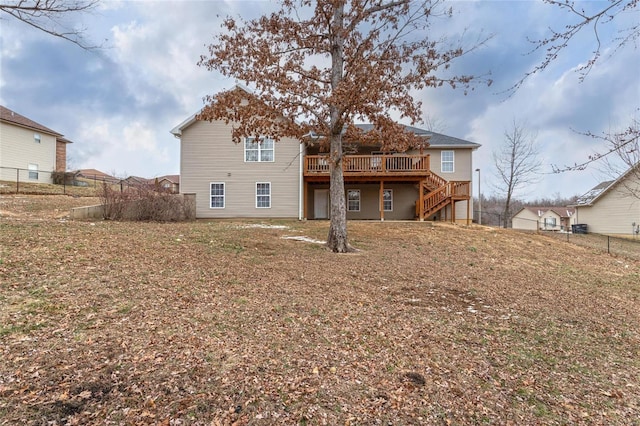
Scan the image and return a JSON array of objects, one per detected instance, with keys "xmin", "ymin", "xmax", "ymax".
[
  {"xmin": 256, "ymin": 182, "xmax": 271, "ymax": 208},
  {"xmin": 244, "ymin": 137, "xmax": 274, "ymax": 162},
  {"xmin": 347, "ymin": 189, "xmax": 360, "ymax": 212},
  {"xmin": 210, "ymin": 182, "xmax": 225, "ymax": 208},
  {"xmin": 34, "ymin": 133, "xmax": 41, "ymax": 144},
  {"xmin": 28, "ymin": 163, "xmax": 39, "ymax": 180},
  {"xmin": 383, "ymin": 189, "xmax": 393, "ymax": 211},
  {"xmin": 544, "ymin": 217, "xmax": 557, "ymax": 227},
  {"xmin": 441, "ymin": 150, "xmax": 454, "ymax": 173}
]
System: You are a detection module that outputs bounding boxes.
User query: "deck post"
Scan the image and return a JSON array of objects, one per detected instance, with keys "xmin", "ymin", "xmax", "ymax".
[
  {"xmin": 466, "ymin": 198, "xmax": 470, "ymax": 226},
  {"xmin": 379, "ymin": 181, "xmax": 385, "ymax": 221},
  {"xmin": 450, "ymin": 199, "xmax": 454, "ymax": 223},
  {"xmin": 419, "ymin": 180, "xmax": 424, "ymax": 221},
  {"xmin": 303, "ymin": 180, "xmax": 308, "ymax": 219}
]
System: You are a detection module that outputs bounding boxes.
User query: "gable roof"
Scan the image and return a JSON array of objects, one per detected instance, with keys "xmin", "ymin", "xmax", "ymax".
[
  {"xmin": 354, "ymin": 124, "xmax": 480, "ymax": 149},
  {"xmin": 0, "ymin": 105, "xmax": 63, "ymax": 137},
  {"xmin": 76, "ymin": 169, "xmax": 120, "ymax": 183},
  {"xmin": 171, "ymin": 87, "xmax": 480, "ymax": 150},
  {"xmin": 515, "ymin": 206, "xmax": 575, "ymax": 219},
  {"xmin": 57, "ymin": 136, "xmax": 73, "ymax": 144},
  {"xmin": 156, "ymin": 174, "xmax": 180, "ymax": 183},
  {"xmin": 573, "ymin": 163, "xmax": 640, "ymax": 206},
  {"xmin": 171, "ymin": 84, "xmax": 254, "ymax": 137}
]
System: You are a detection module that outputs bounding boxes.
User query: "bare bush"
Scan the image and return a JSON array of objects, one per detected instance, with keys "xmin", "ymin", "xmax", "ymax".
[
  {"xmin": 98, "ymin": 183, "xmax": 193, "ymax": 221},
  {"xmin": 51, "ymin": 171, "xmax": 79, "ymax": 185}
]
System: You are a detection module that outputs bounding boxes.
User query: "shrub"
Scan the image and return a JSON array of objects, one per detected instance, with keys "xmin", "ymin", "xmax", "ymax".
[
  {"xmin": 98, "ymin": 182, "xmax": 194, "ymax": 221},
  {"xmin": 51, "ymin": 171, "xmax": 79, "ymax": 185}
]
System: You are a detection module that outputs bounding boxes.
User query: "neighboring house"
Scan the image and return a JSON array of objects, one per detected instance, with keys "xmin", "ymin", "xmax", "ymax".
[
  {"xmin": 76, "ymin": 169, "xmax": 120, "ymax": 184},
  {"xmin": 123, "ymin": 175, "xmax": 149, "ymax": 187},
  {"xmin": 171, "ymin": 87, "xmax": 480, "ymax": 222},
  {"xmin": 512, "ymin": 207, "xmax": 576, "ymax": 232},
  {"xmin": 572, "ymin": 165, "xmax": 640, "ymax": 235},
  {"xmin": 0, "ymin": 105, "xmax": 72, "ymax": 183},
  {"xmin": 152, "ymin": 174, "xmax": 180, "ymax": 193}
]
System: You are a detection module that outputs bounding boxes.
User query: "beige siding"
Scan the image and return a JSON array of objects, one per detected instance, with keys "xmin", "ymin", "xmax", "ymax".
[
  {"xmin": 306, "ymin": 183, "xmax": 419, "ymax": 220},
  {"xmin": 0, "ymin": 122, "xmax": 56, "ymax": 182},
  {"xmin": 411, "ymin": 147, "xmax": 474, "ymax": 223},
  {"xmin": 180, "ymin": 120, "xmax": 301, "ymax": 218},
  {"xmin": 575, "ymin": 178, "xmax": 640, "ymax": 235},
  {"xmin": 345, "ymin": 183, "xmax": 418, "ymax": 220},
  {"xmin": 417, "ymin": 147, "xmax": 474, "ymax": 181},
  {"xmin": 428, "ymin": 201, "xmax": 471, "ymax": 224},
  {"xmin": 512, "ymin": 209, "xmax": 539, "ymax": 230},
  {"xmin": 539, "ymin": 211, "xmax": 562, "ymax": 231}
]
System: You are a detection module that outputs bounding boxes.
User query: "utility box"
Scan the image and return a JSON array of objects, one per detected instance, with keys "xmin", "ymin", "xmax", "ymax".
[{"xmin": 572, "ymin": 224, "xmax": 588, "ymax": 234}]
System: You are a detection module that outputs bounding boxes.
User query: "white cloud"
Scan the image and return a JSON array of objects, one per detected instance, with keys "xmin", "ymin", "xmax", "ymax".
[{"xmin": 2, "ymin": 0, "xmax": 637, "ymax": 201}]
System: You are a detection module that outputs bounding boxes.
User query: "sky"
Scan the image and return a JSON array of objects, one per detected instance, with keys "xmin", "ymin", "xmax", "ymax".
[{"xmin": 1, "ymin": 0, "xmax": 638, "ymax": 201}]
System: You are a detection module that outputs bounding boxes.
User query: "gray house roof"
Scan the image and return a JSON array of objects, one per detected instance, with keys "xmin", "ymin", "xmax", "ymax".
[
  {"xmin": 354, "ymin": 124, "xmax": 480, "ymax": 149},
  {"xmin": 574, "ymin": 180, "xmax": 615, "ymax": 206},
  {"xmin": 573, "ymin": 163, "xmax": 640, "ymax": 206},
  {"xmin": 0, "ymin": 105, "xmax": 63, "ymax": 137},
  {"xmin": 515, "ymin": 206, "xmax": 576, "ymax": 218}
]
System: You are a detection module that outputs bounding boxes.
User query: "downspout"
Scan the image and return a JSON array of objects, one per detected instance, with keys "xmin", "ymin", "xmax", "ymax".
[{"xmin": 298, "ymin": 142, "xmax": 304, "ymax": 220}]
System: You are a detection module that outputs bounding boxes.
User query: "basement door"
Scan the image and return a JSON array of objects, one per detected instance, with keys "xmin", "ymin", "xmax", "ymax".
[{"xmin": 314, "ymin": 189, "xmax": 329, "ymax": 219}]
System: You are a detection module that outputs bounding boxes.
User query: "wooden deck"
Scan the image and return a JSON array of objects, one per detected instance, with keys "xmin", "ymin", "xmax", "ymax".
[
  {"xmin": 303, "ymin": 154, "xmax": 471, "ymax": 223},
  {"xmin": 304, "ymin": 154, "xmax": 431, "ymax": 178}
]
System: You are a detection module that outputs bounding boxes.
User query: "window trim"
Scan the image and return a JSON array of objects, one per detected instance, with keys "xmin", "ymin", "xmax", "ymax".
[
  {"xmin": 244, "ymin": 137, "xmax": 275, "ymax": 163},
  {"xmin": 441, "ymin": 150, "xmax": 455, "ymax": 173},
  {"xmin": 383, "ymin": 189, "xmax": 393, "ymax": 212},
  {"xmin": 210, "ymin": 182, "xmax": 225, "ymax": 209},
  {"xmin": 347, "ymin": 189, "xmax": 361, "ymax": 212},
  {"xmin": 256, "ymin": 182, "xmax": 272, "ymax": 209},
  {"xmin": 28, "ymin": 163, "xmax": 39, "ymax": 180}
]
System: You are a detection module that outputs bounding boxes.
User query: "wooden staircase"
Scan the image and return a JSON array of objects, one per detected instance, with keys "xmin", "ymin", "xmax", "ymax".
[{"xmin": 416, "ymin": 173, "xmax": 471, "ymax": 221}]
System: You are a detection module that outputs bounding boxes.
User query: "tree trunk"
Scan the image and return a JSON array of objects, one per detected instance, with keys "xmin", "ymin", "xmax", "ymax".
[
  {"xmin": 502, "ymin": 192, "xmax": 512, "ymax": 228},
  {"xmin": 327, "ymin": 135, "xmax": 350, "ymax": 252},
  {"xmin": 325, "ymin": 2, "xmax": 352, "ymax": 253}
]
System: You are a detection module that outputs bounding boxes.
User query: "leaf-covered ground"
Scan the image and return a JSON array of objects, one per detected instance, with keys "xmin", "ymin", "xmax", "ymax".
[{"xmin": 1, "ymin": 195, "xmax": 639, "ymax": 425}]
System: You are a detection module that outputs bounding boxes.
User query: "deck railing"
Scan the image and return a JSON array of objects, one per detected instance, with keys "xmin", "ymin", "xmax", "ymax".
[
  {"xmin": 417, "ymin": 181, "xmax": 471, "ymax": 218},
  {"xmin": 304, "ymin": 154, "xmax": 430, "ymax": 175}
]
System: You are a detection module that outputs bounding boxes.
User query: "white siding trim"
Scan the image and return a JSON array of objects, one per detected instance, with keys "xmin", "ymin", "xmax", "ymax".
[
  {"xmin": 256, "ymin": 182, "xmax": 272, "ymax": 208},
  {"xmin": 441, "ymin": 150, "xmax": 455, "ymax": 173},
  {"xmin": 210, "ymin": 182, "xmax": 225, "ymax": 208}
]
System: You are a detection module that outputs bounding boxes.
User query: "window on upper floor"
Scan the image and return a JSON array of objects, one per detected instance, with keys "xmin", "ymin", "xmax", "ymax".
[
  {"xmin": 441, "ymin": 150, "xmax": 454, "ymax": 173},
  {"xmin": 28, "ymin": 163, "xmax": 39, "ymax": 180},
  {"xmin": 347, "ymin": 189, "xmax": 360, "ymax": 212},
  {"xmin": 210, "ymin": 182, "xmax": 225, "ymax": 208},
  {"xmin": 256, "ymin": 182, "xmax": 271, "ymax": 208},
  {"xmin": 244, "ymin": 137, "xmax": 274, "ymax": 162},
  {"xmin": 34, "ymin": 133, "xmax": 41, "ymax": 144}
]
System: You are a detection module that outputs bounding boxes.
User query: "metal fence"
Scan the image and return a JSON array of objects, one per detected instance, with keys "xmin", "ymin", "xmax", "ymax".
[
  {"xmin": 0, "ymin": 166, "xmax": 119, "ymax": 196},
  {"xmin": 0, "ymin": 166, "xmax": 71, "ymax": 195},
  {"xmin": 543, "ymin": 231, "xmax": 640, "ymax": 260}
]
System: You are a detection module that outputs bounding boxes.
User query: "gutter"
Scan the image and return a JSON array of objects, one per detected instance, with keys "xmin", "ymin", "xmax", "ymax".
[{"xmin": 298, "ymin": 142, "xmax": 304, "ymax": 220}]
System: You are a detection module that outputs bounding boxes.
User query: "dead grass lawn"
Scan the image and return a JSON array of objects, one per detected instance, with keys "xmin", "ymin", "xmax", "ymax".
[{"xmin": 0, "ymin": 195, "xmax": 638, "ymax": 425}]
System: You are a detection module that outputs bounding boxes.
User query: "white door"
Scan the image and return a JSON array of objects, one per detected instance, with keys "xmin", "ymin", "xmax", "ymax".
[{"xmin": 314, "ymin": 189, "xmax": 329, "ymax": 219}]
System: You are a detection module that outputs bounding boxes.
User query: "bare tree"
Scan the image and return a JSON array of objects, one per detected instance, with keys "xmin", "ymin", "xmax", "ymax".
[
  {"xmin": 0, "ymin": 0, "xmax": 99, "ymax": 49},
  {"xmin": 198, "ymin": 0, "xmax": 491, "ymax": 253},
  {"xmin": 594, "ymin": 118, "xmax": 640, "ymax": 199},
  {"xmin": 423, "ymin": 113, "xmax": 448, "ymax": 133},
  {"xmin": 550, "ymin": 114, "xmax": 640, "ymax": 183},
  {"xmin": 493, "ymin": 120, "xmax": 542, "ymax": 228},
  {"xmin": 518, "ymin": 0, "xmax": 639, "ymax": 88},
  {"xmin": 517, "ymin": 1, "xmax": 639, "ymax": 174}
]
